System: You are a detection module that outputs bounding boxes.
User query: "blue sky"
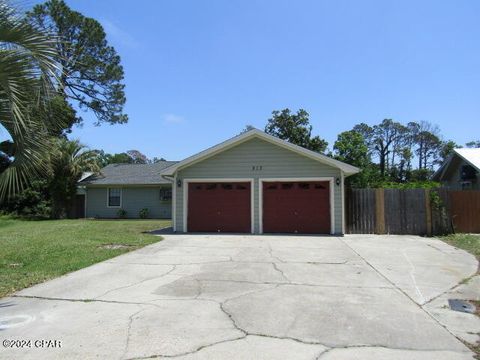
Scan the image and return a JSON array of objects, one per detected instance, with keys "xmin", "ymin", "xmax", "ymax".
[{"xmin": 59, "ymin": 1, "xmax": 479, "ymax": 160}]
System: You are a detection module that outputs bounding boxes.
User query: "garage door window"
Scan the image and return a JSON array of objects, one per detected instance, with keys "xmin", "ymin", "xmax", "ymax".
[{"xmin": 108, "ymin": 188, "xmax": 122, "ymax": 207}]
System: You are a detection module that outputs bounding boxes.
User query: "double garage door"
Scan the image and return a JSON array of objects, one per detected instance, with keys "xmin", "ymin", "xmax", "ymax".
[{"xmin": 187, "ymin": 180, "xmax": 330, "ymax": 234}]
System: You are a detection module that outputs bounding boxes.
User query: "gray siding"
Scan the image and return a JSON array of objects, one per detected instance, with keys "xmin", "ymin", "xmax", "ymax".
[
  {"xmin": 441, "ymin": 157, "xmax": 480, "ymax": 190},
  {"xmin": 86, "ymin": 186, "xmax": 172, "ymax": 219},
  {"xmin": 175, "ymin": 137, "xmax": 344, "ymax": 234}
]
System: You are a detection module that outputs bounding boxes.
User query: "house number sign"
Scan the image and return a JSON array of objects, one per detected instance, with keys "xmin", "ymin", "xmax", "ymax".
[{"xmin": 252, "ymin": 165, "xmax": 263, "ymax": 171}]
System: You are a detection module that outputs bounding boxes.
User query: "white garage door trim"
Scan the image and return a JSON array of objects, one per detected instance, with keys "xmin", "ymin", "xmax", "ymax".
[
  {"xmin": 183, "ymin": 178, "xmax": 255, "ymax": 234},
  {"xmin": 258, "ymin": 177, "xmax": 335, "ymax": 235}
]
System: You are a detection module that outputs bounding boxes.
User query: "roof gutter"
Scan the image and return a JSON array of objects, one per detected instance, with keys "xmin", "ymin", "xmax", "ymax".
[{"xmin": 161, "ymin": 175, "xmax": 175, "ymax": 183}]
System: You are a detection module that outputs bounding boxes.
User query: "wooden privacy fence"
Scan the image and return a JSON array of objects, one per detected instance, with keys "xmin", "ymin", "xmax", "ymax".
[
  {"xmin": 445, "ymin": 190, "xmax": 480, "ymax": 234},
  {"xmin": 346, "ymin": 188, "xmax": 480, "ymax": 235}
]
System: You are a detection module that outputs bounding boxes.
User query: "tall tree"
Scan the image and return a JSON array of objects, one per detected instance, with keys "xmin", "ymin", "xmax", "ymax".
[
  {"xmin": 333, "ymin": 130, "xmax": 378, "ymax": 188},
  {"xmin": 333, "ymin": 130, "xmax": 369, "ymax": 168},
  {"xmin": 28, "ymin": 0, "xmax": 127, "ymax": 129},
  {"xmin": 354, "ymin": 119, "xmax": 404, "ymax": 177},
  {"xmin": 389, "ymin": 122, "xmax": 408, "ymax": 170},
  {"xmin": 408, "ymin": 121, "xmax": 442, "ymax": 169},
  {"xmin": 265, "ymin": 108, "xmax": 328, "ymax": 153},
  {"xmin": 0, "ymin": 1, "xmax": 61, "ymax": 198}
]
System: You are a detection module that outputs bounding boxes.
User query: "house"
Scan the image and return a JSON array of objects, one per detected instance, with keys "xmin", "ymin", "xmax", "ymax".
[
  {"xmin": 432, "ymin": 148, "xmax": 480, "ymax": 190},
  {"xmin": 78, "ymin": 161, "xmax": 177, "ymax": 219},
  {"xmin": 79, "ymin": 129, "xmax": 359, "ymax": 235}
]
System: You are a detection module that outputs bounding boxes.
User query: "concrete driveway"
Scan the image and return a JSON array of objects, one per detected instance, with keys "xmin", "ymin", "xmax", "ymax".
[{"xmin": 1, "ymin": 234, "xmax": 478, "ymax": 360}]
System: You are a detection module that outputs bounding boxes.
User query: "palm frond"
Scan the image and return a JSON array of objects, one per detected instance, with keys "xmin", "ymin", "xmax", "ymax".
[{"xmin": 0, "ymin": 1, "xmax": 61, "ymax": 199}]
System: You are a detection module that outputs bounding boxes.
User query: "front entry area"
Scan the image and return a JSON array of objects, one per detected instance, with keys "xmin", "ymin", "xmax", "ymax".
[
  {"xmin": 187, "ymin": 181, "xmax": 252, "ymax": 233},
  {"xmin": 262, "ymin": 180, "xmax": 331, "ymax": 234}
]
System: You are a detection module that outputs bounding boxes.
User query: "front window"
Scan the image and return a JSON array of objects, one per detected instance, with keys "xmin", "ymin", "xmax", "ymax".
[
  {"xmin": 108, "ymin": 188, "xmax": 121, "ymax": 207},
  {"xmin": 159, "ymin": 188, "xmax": 172, "ymax": 201}
]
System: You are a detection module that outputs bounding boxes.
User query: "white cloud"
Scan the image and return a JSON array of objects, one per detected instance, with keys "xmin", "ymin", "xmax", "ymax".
[
  {"xmin": 162, "ymin": 114, "xmax": 185, "ymax": 124},
  {"xmin": 102, "ymin": 19, "xmax": 137, "ymax": 49}
]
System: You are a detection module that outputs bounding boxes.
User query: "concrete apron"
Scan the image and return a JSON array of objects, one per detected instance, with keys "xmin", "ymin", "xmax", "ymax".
[{"xmin": 0, "ymin": 234, "xmax": 478, "ymax": 360}]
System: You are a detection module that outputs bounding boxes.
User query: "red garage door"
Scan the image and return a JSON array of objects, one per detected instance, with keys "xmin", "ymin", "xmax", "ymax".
[
  {"xmin": 263, "ymin": 181, "xmax": 331, "ymax": 234},
  {"xmin": 188, "ymin": 182, "xmax": 251, "ymax": 233}
]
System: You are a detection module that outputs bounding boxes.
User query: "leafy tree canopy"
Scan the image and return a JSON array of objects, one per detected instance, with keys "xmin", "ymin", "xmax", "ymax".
[
  {"xmin": 333, "ymin": 130, "xmax": 369, "ymax": 167},
  {"xmin": 265, "ymin": 109, "xmax": 328, "ymax": 153},
  {"xmin": 28, "ymin": 0, "xmax": 128, "ymax": 129},
  {"xmin": 466, "ymin": 140, "xmax": 480, "ymax": 148},
  {"xmin": 95, "ymin": 149, "xmax": 159, "ymax": 167},
  {"xmin": 48, "ymin": 138, "xmax": 99, "ymax": 218}
]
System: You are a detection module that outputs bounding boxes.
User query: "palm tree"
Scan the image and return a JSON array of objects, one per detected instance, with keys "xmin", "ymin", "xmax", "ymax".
[
  {"xmin": 0, "ymin": 1, "xmax": 60, "ymax": 198},
  {"xmin": 49, "ymin": 138, "xmax": 99, "ymax": 218}
]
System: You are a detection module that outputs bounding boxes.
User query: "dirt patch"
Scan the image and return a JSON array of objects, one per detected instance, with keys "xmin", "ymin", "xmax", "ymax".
[{"xmin": 99, "ymin": 244, "xmax": 135, "ymax": 250}]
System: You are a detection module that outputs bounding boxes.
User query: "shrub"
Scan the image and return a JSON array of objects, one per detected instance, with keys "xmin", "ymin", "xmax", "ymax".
[
  {"xmin": 1, "ymin": 180, "xmax": 52, "ymax": 220},
  {"xmin": 139, "ymin": 208, "xmax": 149, "ymax": 219},
  {"xmin": 116, "ymin": 209, "xmax": 127, "ymax": 218}
]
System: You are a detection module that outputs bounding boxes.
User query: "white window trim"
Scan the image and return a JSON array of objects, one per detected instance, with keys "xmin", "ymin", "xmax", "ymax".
[
  {"xmin": 258, "ymin": 177, "xmax": 335, "ymax": 235},
  {"xmin": 106, "ymin": 187, "xmax": 123, "ymax": 208},
  {"xmin": 182, "ymin": 178, "xmax": 255, "ymax": 234}
]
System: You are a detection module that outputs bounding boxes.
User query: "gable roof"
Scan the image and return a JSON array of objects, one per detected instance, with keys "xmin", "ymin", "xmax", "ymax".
[
  {"xmin": 160, "ymin": 128, "xmax": 360, "ymax": 176},
  {"xmin": 80, "ymin": 161, "xmax": 178, "ymax": 185},
  {"xmin": 455, "ymin": 148, "xmax": 480, "ymax": 171},
  {"xmin": 433, "ymin": 148, "xmax": 480, "ymax": 181}
]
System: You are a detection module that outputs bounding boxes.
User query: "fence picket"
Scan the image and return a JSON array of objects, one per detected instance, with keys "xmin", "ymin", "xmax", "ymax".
[{"xmin": 346, "ymin": 188, "xmax": 480, "ymax": 235}]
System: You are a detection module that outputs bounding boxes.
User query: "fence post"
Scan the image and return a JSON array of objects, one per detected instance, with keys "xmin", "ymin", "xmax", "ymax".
[
  {"xmin": 425, "ymin": 189, "xmax": 432, "ymax": 236},
  {"xmin": 375, "ymin": 188, "xmax": 385, "ymax": 234}
]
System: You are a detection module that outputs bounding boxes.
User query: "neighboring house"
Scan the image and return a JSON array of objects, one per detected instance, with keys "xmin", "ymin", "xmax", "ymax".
[
  {"xmin": 79, "ymin": 129, "xmax": 359, "ymax": 234},
  {"xmin": 78, "ymin": 161, "xmax": 177, "ymax": 219},
  {"xmin": 433, "ymin": 148, "xmax": 480, "ymax": 190}
]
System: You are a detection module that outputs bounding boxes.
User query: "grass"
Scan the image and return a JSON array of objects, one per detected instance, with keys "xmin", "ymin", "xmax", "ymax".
[
  {"xmin": 439, "ymin": 234, "xmax": 480, "ymax": 359},
  {"xmin": 0, "ymin": 217, "xmax": 170, "ymax": 298},
  {"xmin": 440, "ymin": 233, "xmax": 480, "ymax": 259}
]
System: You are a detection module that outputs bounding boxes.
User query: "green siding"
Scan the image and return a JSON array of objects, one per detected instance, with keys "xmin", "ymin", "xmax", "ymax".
[
  {"xmin": 86, "ymin": 186, "xmax": 172, "ymax": 219},
  {"xmin": 175, "ymin": 137, "xmax": 344, "ymax": 234}
]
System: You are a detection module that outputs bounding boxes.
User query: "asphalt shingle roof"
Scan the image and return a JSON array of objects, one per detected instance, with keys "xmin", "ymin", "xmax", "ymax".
[{"xmin": 79, "ymin": 161, "xmax": 178, "ymax": 185}]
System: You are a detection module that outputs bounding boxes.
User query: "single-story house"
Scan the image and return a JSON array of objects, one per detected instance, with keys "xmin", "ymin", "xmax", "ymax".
[
  {"xmin": 79, "ymin": 129, "xmax": 359, "ymax": 235},
  {"xmin": 78, "ymin": 161, "xmax": 177, "ymax": 219},
  {"xmin": 432, "ymin": 148, "xmax": 480, "ymax": 190}
]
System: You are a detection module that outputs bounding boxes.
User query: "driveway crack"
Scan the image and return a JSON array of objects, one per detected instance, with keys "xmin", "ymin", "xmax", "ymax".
[
  {"xmin": 339, "ymin": 238, "xmax": 473, "ymax": 351},
  {"xmin": 122, "ymin": 306, "xmax": 146, "ymax": 359},
  {"xmin": 271, "ymin": 262, "xmax": 291, "ymax": 283},
  {"xmin": 94, "ymin": 265, "xmax": 177, "ymax": 300}
]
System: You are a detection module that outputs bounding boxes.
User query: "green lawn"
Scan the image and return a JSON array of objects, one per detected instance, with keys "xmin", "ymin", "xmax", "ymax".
[
  {"xmin": 0, "ymin": 217, "xmax": 170, "ymax": 298},
  {"xmin": 440, "ymin": 233, "xmax": 480, "ymax": 259}
]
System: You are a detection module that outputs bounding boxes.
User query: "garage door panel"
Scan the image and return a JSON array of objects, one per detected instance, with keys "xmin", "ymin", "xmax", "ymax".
[
  {"xmin": 188, "ymin": 182, "xmax": 251, "ymax": 233},
  {"xmin": 263, "ymin": 181, "xmax": 330, "ymax": 234}
]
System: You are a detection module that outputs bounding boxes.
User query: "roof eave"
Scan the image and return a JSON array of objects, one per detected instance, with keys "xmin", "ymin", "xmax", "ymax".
[{"xmin": 454, "ymin": 149, "xmax": 480, "ymax": 172}]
